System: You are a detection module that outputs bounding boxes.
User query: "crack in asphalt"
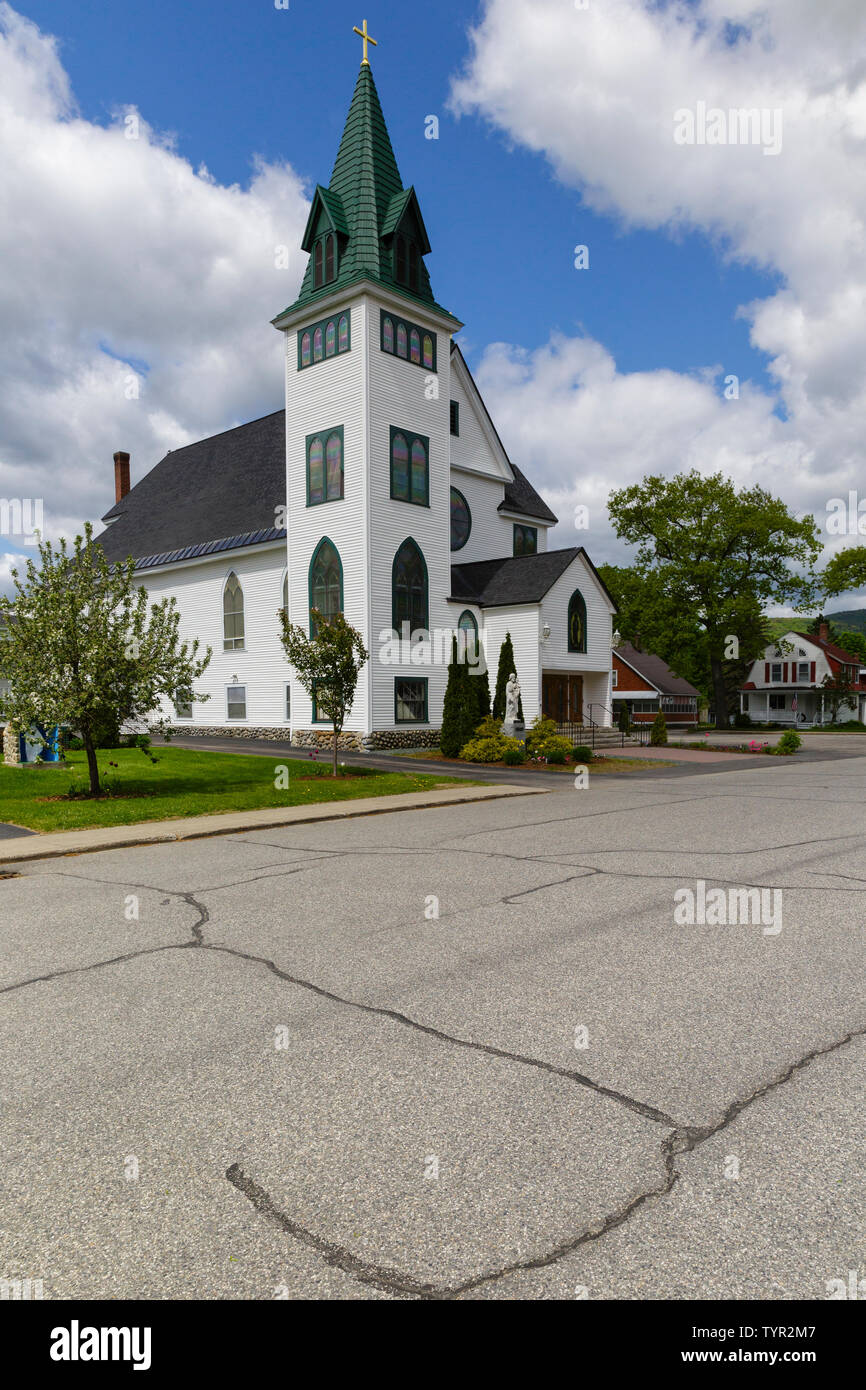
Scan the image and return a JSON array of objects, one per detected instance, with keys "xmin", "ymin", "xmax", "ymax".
[
  {"xmin": 228, "ymin": 1021, "xmax": 866, "ymax": 1300},
  {"xmin": 0, "ymin": 888, "xmax": 209, "ymax": 993},
  {"xmin": 200, "ymin": 939, "xmax": 679, "ymax": 1127}
]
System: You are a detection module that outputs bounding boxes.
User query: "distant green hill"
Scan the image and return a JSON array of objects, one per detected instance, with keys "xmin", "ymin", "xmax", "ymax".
[
  {"xmin": 764, "ymin": 617, "xmax": 810, "ymax": 641},
  {"xmin": 827, "ymin": 608, "xmax": 866, "ymax": 634},
  {"xmin": 765, "ymin": 609, "xmax": 866, "ymax": 642}
]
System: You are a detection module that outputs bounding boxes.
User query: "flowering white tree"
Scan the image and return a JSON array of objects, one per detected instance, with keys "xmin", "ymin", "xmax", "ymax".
[{"xmin": 0, "ymin": 524, "xmax": 211, "ymax": 795}]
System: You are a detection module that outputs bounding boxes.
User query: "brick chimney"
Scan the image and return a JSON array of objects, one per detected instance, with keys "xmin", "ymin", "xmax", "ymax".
[
  {"xmin": 113, "ymin": 451, "xmax": 131, "ymax": 503},
  {"xmin": 818, "ymin": 619, "xmax": 830, "ymax": 643}
]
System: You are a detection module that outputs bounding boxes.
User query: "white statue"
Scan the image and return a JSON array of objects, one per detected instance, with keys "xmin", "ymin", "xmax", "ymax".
[{"xmin": 505, "ymin": 672, "xmax": 521, "ymax": 724}]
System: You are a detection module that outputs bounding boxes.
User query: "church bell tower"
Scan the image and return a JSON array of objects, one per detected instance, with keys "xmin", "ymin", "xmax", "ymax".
[{"xmin": 272, "ymin": 22, "xmax": 463, "ymax": 742}]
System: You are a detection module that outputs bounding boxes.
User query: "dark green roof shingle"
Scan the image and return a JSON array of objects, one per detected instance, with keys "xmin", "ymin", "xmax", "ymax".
[{"xmin": 274, "ymin": 64, "xmax": 452, "ymax": 321}]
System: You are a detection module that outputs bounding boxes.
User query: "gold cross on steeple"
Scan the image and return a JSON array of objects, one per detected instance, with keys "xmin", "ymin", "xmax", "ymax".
[{"xmin": 353, "ymin": 18, "xmax": 378, "ymax": 65}]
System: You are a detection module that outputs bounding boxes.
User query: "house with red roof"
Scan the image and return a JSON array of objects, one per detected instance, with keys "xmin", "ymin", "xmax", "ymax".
[
  {"xmin": 739, "ymin": 621, "xmax": 866, "ymax": 726},
  {"xmin": 611, "ymin": 640, "xmax": 700, "ymax": 727}
]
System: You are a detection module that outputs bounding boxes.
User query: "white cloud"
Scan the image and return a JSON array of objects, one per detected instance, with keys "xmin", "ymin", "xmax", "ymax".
[
  {"xmin": 0, "ymin": 4, "xmax": 308, "ymax": 556},
  {"xmin": 452, "ymin": 0, "xmax": 866, "ymax": 602}
]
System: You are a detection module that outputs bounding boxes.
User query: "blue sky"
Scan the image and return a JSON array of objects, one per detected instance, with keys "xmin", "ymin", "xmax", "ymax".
[{"xmin": 19, "ymin": 0, "xmax": 776, "ymax": 387}]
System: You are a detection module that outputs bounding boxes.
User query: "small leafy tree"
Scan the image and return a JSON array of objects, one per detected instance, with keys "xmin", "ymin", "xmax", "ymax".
[
  {"xmin": 0, "ymin": 525, "xmax": 211, "ymax": 796},
  {"xmin": 820, "ymin": 666, "xmax": 858, "ymax": 724},
  {"xmin": 492, "ymin": 631, "xmax": 524, "ymax": 722},
  {"xmin": 650, "ymin": 711, "xmax": 668, "ymax": 745},
  {"xmin": 617, "ymin": 702, "xmax": 631, "ymax": 735},
  {"xmin": 279, "ymin": 609, "xmax": 368, "ymax": 776}
]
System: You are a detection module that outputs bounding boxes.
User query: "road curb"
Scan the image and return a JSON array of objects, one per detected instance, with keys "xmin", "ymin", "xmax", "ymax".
[{"xmin": 0, "ymin": 783, "xmax": 546, "ymax": 866}]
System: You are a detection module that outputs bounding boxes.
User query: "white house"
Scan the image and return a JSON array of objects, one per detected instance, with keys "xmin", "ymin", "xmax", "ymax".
[
  {"xmin": 96, "ymin": 51, "xmax": 616, "ymax": 748},
  {"xmin": 740, "ymin": 623, "xmax": 865, "ymax": 726}
]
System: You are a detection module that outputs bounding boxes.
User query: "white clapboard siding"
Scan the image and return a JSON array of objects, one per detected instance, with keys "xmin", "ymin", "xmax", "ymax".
[
  {"xmin": 138, "ymin": 542, "xmax": 291, "ymax": 727},
  {"xmin": 365, "ymin": 294, "xmax": 455, "ymax": 730},
  {"xmin": 284, "ymin": 294, "xmax": 370, "ymax": 731},
  {"xmin": 450, "ymin": 470, "xmax": 517, "ymax": 564},
  {"xmin": 482, "ymin": 607, "xmax": 542, "ymax": 724}
]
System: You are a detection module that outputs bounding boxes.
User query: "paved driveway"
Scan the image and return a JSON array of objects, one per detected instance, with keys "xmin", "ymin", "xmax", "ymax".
[{"xmin": 1, "ymin": 754, "xmax": 863, "ymax": 1300}]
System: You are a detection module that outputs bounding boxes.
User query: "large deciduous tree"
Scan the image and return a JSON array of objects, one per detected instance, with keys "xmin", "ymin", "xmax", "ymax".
[
  {"xmin": 822, "ymin": 546, "xmax": 866, "ymax": 601},
  {"xmin": 279, "ymin": 609, "xmax": 368, "ymax": 776},
  {"xmin": 608, "ymin": 472, "xmax": 822, "ymax": 729},
  {"xmin": 0, "ymin": 525, "xmax": 211, "ymax": 795}
]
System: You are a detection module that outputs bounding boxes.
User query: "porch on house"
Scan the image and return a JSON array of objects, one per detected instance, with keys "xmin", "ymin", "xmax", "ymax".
[{"xmin": 741, "ymin": 689, "xmax": 836, "ymax": 727}]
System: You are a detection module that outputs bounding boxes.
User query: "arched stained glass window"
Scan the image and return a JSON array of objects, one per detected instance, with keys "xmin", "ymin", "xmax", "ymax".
[
  {"xmin": 457, "ymin": 609, "xmax": 479, "ymax": 665},
  {"xmin": 223, "ymin": 572, "xmax": 245, "ymax": 651},
  {"xmin": 326, "ymin": 432, "xmax": 343, "ymax": 501},
  {"xmin": 396, "ymin": 322, "xmax": 408, "ymax": 358},
  {"xmin": 314, "ymin": 241, "xmax": 323, "ymax": 288},
  {"xmin": 395, "ymin": 235, "xmax": 407, "ymax": 285},
  {"xmin": 309, "ymin": 538, "xmax": 343, "ymax": 635},
  {"xmin": 392, "ymin": 539, "xmax": 428, "ymax": 635},
  {"xmin": 568, "ymin": 590, "xmax": 588, "ymax": 654},
  {"xmin": 423, "ymin": 335, "xmax": 434, "ymax": 370},
  {"xmin": 325, "ymin": 320, "xmax": 336, "ymax": 357},
  {"xmin": 313, "ymin": 327, "xmax": 323, "ymax": 362},
  {"xmin": 383, "ymin": 317, "xmax": 394, "ymax": 353},
  {"xmin": 391, "ymin": 433, "xmax": 409, "ymax": 501},
  {"xmin": 450, "ymin": 487, "xmax": 471, "ymax": 551},
  {"xmin": 300, "ymin": 332, "xmax": 312, "ymax": 368},
  {"xmin": 410, "ymin": 329, "xmax": 421, "ymax": 365},
  {"xmin": 410, "ymin": 439, "xmax": 427, "ymax": 504},
  {"xmin": 325, "ymin": 233, "xmax": 335, "ymax": 283},
  {"xmin": 338, "ymin": 314, "xmax": 349, "ymax": 352}
]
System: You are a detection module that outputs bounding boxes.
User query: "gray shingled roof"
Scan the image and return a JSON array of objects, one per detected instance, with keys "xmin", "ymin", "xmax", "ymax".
[
  {"xmin": 97, "ymin": 411, "xmax": 287, "ymax": 565},
  {"xmin": 615, "ymin": 642, "xmax": 700, "ymax": 697},
  {"xmin": 96, "ymin": 407, "xmax": 556, "ymax": 567},
  {"xmin": 451, "ymin": 548, "xmax": 582, "ymax": 607}
]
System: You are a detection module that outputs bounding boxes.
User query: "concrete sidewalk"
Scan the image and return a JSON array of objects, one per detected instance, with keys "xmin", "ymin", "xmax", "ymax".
[{"xmin": 0, "ymin": 782, "xmax": 543, "ymax": 866}]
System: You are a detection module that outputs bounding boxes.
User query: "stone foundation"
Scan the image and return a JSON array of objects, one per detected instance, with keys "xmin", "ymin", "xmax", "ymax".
[
  {"xmin": 362, "ymin": 728, "xmax": 442, "ymax": 751},
  {"xmin": 160, "ymin": 724, "xmax": 442, "ymax": 752},
  {"xmin": 2, "ymin": 724, "xmax": 20, "ymax": 766},
  {"xmin": 287, "ymin": 728, "xmax": 366, "ymax": 752},
  {"xmin": 161, "ymin": 725, "xmax": 296, "ymax": 744}
]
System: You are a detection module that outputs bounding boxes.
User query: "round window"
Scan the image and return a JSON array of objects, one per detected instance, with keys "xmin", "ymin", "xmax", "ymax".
[{"xmin": 450, "ymin": 487, "xmax": 471, "ymax": 551}]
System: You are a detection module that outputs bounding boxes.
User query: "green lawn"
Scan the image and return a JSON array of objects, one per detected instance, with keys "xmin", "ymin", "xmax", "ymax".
[{"xmin": 0, "ymin": 746, "xmax": 473, "ymax": 833}]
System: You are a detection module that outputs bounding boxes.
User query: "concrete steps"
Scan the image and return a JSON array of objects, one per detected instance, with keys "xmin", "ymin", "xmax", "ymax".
[{"xmin": 557, "ymin": 727, "xmax": 644, "ymax": 750}]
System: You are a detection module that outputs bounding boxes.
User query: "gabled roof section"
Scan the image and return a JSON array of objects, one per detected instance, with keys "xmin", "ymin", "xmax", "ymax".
[
  {"xmin": 451, "ymin": 548, "xmax": 581, "ymax": 608},
  {"xmin": 276, "ymin": 63, "xmax": 449, "ymax": 320},
  {"xmin": 381, "ymin": 186, "xmax": 431, "ymax": 253},
  {"xmin": 450, "ymin": 343, "xmax": 558, "ymax": 525},
  {"xmin": 614, "ymin": 642, "xmax": 700, "ymax": 697},
  {"xmin": 300, "ymin": 185, "xmax": 349, "ymax": 247},
  {"xmin": 795, "ymin": 631, "xmax": 862, "ymax": 666},
  {"xmin": 96, "ymin": 410, "xmax": 287, "ymax": 567}
]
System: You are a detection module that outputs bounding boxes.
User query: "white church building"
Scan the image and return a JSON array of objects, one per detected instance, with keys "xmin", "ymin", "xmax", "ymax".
[{"xmin": 97, "ymin": 46, "xmax": 616, "ymax": 749}]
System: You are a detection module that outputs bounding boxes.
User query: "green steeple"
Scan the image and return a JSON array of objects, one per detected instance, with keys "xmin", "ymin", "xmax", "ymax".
[{"xmin": 274, "ymin": 61, "xmax": 453, "ymax": 322}]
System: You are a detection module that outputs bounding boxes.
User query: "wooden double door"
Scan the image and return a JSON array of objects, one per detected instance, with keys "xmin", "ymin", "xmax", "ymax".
[{"xmin": 542, "ymin": 673, "xmax": 584, "ymax": 725}]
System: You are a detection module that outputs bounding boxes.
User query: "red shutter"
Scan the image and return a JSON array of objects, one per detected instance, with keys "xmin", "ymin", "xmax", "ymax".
[
  {"xmin": 783, "ymin": 663, "xmax": 788, "ymax": 683},
  {"xmin": 810, "ymin": 662, "xmax": 816, "ymax": 683},
  {"xmin": 765, "ymin": 663, "xmax": 770, "ymax": 683}
]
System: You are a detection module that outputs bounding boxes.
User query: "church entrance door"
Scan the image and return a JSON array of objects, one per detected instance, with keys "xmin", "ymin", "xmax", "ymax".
[{"xmin": 542, "ymin": 673, "xmax": 584, "ymax": 725}]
